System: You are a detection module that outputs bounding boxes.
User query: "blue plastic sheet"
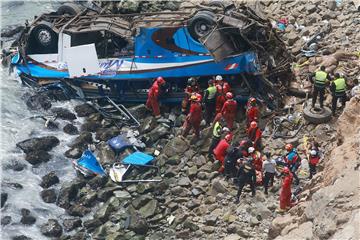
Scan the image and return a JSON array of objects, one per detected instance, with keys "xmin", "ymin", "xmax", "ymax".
[
  {"xmin": 108, "ymin": 135, "xmax": 132, "ymax": 152},
  {"xmin": 77, "ymin": 150, "xmax": 106, "ymax": 176},
  {"xmin": 122, "ymin": 152, "xmax": 154, "ymax": 165}
]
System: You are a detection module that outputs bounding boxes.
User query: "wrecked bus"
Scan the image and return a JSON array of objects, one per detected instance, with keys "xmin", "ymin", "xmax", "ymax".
[{"xmin": 10, "ymin": 2, "xmax": 292, "ymax": 106}]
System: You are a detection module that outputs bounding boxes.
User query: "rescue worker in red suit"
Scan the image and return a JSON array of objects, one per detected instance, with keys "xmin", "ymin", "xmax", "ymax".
[
  {"xmin": 215, "ymin": 75, "xmax": 231, "ymax": 113},
  {"xmin": 220, "ymin": 92, "xmax": 237, "ymax": 129},
  {"xmin": 213, "ymin": 133, "xmax": 233, "ymax": 173},
  {"xmin": 246, "ymin": 97, "xmax": 259, "ymax": 126},
  {"xmin": 146, "ymin": 76, "xmax": 166, "ymax": 118},
  {"xmin": 308, "ymin": 149, "xmax": 320, "ymax": 179},
  {"xmin": 182, "ymin": 94, "xmax": 202, "ymax": 139},
  {"xmin": 247, "ymin": 121, "xmax": 262, "ymax": 150},
  {"xmin": 181, "ymin": 77, "xmax": 200, "ymax": 114},
  {"xmin": 279, "ymin": 167, "xmax": 293, "ymax": 212},
  {"xmin": 248, "ymin": 147, "xmax": 263, "ymax": 185}
]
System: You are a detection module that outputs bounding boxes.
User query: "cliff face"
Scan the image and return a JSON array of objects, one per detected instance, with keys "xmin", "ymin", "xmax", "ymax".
[{"xmin": 269, "ymin": 96, "xmax": 360, "ymax": 240}]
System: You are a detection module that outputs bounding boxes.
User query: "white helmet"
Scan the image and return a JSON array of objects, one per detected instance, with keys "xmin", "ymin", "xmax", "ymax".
[
  {"xmin": 215, "ymin": 75, "xmax": 223, "ymax": 81},
  {"xmin": 248, "ymin": 147, "xmax": 255, "ymax": 154},
  {"xmin": 310, "ymin": 150, "xmax": 317, "ymax": 156}
]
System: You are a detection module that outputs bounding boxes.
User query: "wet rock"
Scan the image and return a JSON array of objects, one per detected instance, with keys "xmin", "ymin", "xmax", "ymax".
[
  {"xmin": 69, "ymin": 131, "xmax": 92, "ymax": 149},
  {"xmin": 51, "ymin": 107, "xmax": 76, "ymax": 120},
  {"xmin": 1, "ymin": 24, "xmax": 24, "ymax": 37},
  {"xmin": 40, "ymin": 219, "xmax": 63, "ymax": 238},
  {"xmin": 63, "ymin": 124, "xmax": 79, "ymax": 135},
  {"xmin": 127, "ymin": 214, "xmax": 148, "ymax": 235},
  {"xmin": 81, "ymin": 122, "xmax": 101, "ymax": 132},
  {"xmin": 96, "ymin": 126, "xmax": 121, "ymax": 141},
  {"xmin": 67, "ymin": 204, "xmax": 91, "ymax": 217},
  {"xmin": 40, "ymin": 189, "xmax": 57, "ymax": 203},
  {"xmin": 64, "ymin": 147, "xmax": 82, "ymax": 159},
  {"xmin": 17, "ymin": 136, "xmax": 59, "ymax": 153},
  {"xmin": 57, "ymin": 180, "xmax": 85, "ymax": 209},
  {"xmin": 12, "ymin": 236, "xmax": 32, "ymax": 240},
  {"xmin": 25, "ymin": 150, "xmax": 51, "ymax": 165},
  {"xmin": 139, "ymin": 116, "xmax": 157, "ymax": 134},
  {"xmin": 78, "ymin": 191, "xmax": 97, "ymax": 207},
  {"xmin": 1, "ymin": 216, "xmax": 11, "ymax": 226},
  {"xmin": 63, "ymin": 218, "xmax": 82, "ymax": 232},
  {"xmin": 95, "ymin": 197, "xmax": 119, "ymax": 222},
  {"xmin": 26, "ymin": 94, "xmax": 51, "ymax": 110},
  {"xmin": 3, "ymin": 161, "xmax": 26, "ymax": 171},
  {"xmin": 163, "ymin": 136, "xmax": 189, "ymax": 157},
  {"xmin": 20, "ymin": 209, "xmax": 36, "ymax": 225},
  {"xmin": 139, "ymin": 199, "xmax": 158, "ymax": 218},
  {"xmin": 74, "ymin": 103, "xmax": 96, "ymax": 117},
  {"xmin": 40, "ymin": 171, "xmax": 59, "ymax": 188},
  {"xmin": 83, "ymin": 218, "xmax": 102, "ymax": 232},
  {"xmin": 2, "ymin": 182, "xmax": 23, "ymax": 189},
  {"xmin": 1, "ymin": 192, "xmax": 8, "ymax": 208},
  {"xmin": 97, "ymin": 186, "xmax": 120, "ymax": 202},
  {"xmin": 88, "ymin": 175, "xmax": 108, "ymax": 190}
]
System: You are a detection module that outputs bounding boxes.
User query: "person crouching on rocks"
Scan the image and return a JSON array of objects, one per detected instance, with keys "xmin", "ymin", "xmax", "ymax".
[
  {"xmin": 213, "ymin": 133, "xmax": 233, "ymax": 173},
  {"xmin": 182, "ymin": 94, "xmax": 202, "ymax": 139},
  {"xmin": 278, "ymin": 167, "xmax": 293, "ymax": 213},
  {"xmin": 234, "ymin": 157, "xmax": 256, "ymax": 204},
  {"xmin": 208, "ymin": 118, "xmax": 229, "ymax": 157}
]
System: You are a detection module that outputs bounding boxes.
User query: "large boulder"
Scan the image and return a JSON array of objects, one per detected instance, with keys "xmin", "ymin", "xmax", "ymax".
[
  {"xmin": 127, "ymin": 213, "xmax": 148, "ymax": 235},
  {"xmin": 1, "ymin": 192, "xmax": 8, "ymax": 208},
  {"xmin": 95, "ymin": 126, "xmax": 121, "ymax": 141},
  {"xmin": 142, "ymin": 123, "xmax": 170, "ymax": 145},
  {"xmin": 56, "ymin": 180, "xmax": 85, "ymax": 209},
  {"xmin": 139, "ymin": 116, "xmax": 157, "ymax": 134},
  {"xmin": 210, "ymin": 179, "xmax": 228, "ymax": 195},
  {"xmin": 40, "ymin": 219, "xmax": 63, "ymax": 238},
  {"xmin": 81, "ymin": 122, "xmax": 102, "ymax": 132},
  {"xmin": 64, "ymin": 147, "xmax": 83, "ymax": 159},
  {"xmin": 139, "ymin": 199, "xmax": 158, "ymax": 218},
  {"xmin": 40, "ymin": 171, "xmax": 60, "ymax": 188},
  {"xmin": 63, "ymin": 124, "xmax": 79, "ymax": 135},
  {"xmin": 67, "ymin": 204, "xmax": 91, "ymax": 217},
  {"xmin": 51, "ymin": 107, "xmax": 76, "ymax": 120},
  {"xmin": 26, "ymin": 93, "xmax": 51, "ymax": 110},
  {"xmin": 74, "ymin": 103, "xmax": 96, "ymax": 117},
  {"xmin": 96, "ymin": 142, "xmax": 116, "ymax": 166},
  {"xmin": 69, "ymin": 131, "xmax": 93, "ymax": 149},
  {"xmin": 162, "ymin": 136, "xmax": 189, "ymax": 157},
  {"xmin": 83, "ymin": 218, "xmax": 102, "ymax": 232},
  {"xmin": 17, "ymin": 136, "xmax": 59, "ymax": 153},
  {"xmin": 25, "ymin": 151, "xmax": 51, "ymax": 165},
  {"xmin": 40, "ymin": 189, "xmax": 57, "ymax": 203},
  {"xmin": 20, "ymin": 209, "xmax": 36, "ymax": 225},
  {"xmin": 63, "ymin": 218, "xmax": 82, "ymax": 232},
  {"xmin": 128, "ymin": 104, "xmax": 149, "ymax": 120}
]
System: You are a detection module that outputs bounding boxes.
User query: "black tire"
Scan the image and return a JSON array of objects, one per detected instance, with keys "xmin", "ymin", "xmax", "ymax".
[
  {"xmin": 57, "ymin": 3, "xmax": 82, "ymax": 15},
  {"xmin": 303, "ymin": 101, "xmax": 332, "ymax": 124},
  {"xmin": 29, "ymin": 22, "xmax": 58, "ymax": 53},
  {"xmin": 188, "ymin": 11, "xmax": 216, "ymax": 41}
]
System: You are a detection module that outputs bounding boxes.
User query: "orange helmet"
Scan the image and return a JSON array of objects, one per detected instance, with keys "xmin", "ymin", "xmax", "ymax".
[
  {"xmin": 282, "ymin": 167, "xmax": 290, "ymax": 174},
  {"xmin": 249, "ymin": 97, "xmax": 256, "ymax": 103},
  {"xmin": 190, "ymin": 94, "xmax": 198, "ymax": 101},
  {"xmin": 285, "ymin": 143, "xmax": 293, "ymax": 152},
  {"xmin": 195, "ymin": 92, "xmax": 202, "ymax": 102},
  {"xmin": 156, "ymin": 76, "xmax": 165, "ymax": 85},
  {"xmin": 226, "ymin": 92, "xmax": 233, "ymax": 99},
  {"xmin": 239, "ymin": 140, "xmax": 247, "ymax": 146},
  {"xmin": 225, "ymin": 133, "xmax": 233, "ymax": 142},
  {"xmin": 250, "ymin": 121, "xmax": 257, "ymax": 128}
]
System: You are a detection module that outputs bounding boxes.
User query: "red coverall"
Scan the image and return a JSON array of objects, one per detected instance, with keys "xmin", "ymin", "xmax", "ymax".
[
  {"xmin": 213, "ymin": 139, "xmax": 230, "ymax": 173},
  {"xmin": 280, "ymin": 173, "xmax": 293, "ymax": 210},
  {"xmin": 246, "ymin": 106, "xmax": 259, "ymax": 126},
  {"xmin": 221, "ymin": 99, "xmax": 237, "ymax": 129},
  {"xmin": 247, "ymin": 127, "xmax": 262, "ymax": 150},
  {"xmin": 182, "ymin": 85, "xmax": 200, "ymax": 113},
  {"xmin": 251, "ymin": 152, "xmax": 263, "ymax": 185},
  {"xmin": 215, "ymin": 82, "xmax": 231, "ymax": 113},
  {"xmin": 146, "ymin": 81, "xmax": 161, "ymax": 117},
  {"xmin": 182, "ymin": 101, "xmax": 202, "ymax": 138}
]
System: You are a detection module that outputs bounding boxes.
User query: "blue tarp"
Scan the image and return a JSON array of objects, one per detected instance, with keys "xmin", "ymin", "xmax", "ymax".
[
  {"xmin": 77, "ymin": 150, "xmax": 106, "ymax": 176},
  {"xmin": 122, "ymin": 152, "xmax": 154, "ymax": 165},
  {"xmin": 108, "ymin": 135, "xmax": 132, "ymax": 152}
]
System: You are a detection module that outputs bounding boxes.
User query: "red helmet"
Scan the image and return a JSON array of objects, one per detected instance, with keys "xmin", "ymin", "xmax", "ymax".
[
  {"xmin": 225, "ymin": 133, "xmax": 233, "ymax": 142},
  {"xmin": 156, "ymin": 76, "xmax": 165, "ymax": 85},
  {"xmin": 226, "ymin": 92, "xmax": 233, "ymax": 99},
  {"xmin": 249, "ymin": 97, "xmax": 256, "ymax": 103},
  {"xmin": 285, "ymin": 143, "xmax": 293, "ymax": 152},
  {"xmin": 282, "ymin": 167, "xmax": 290, "ymax": 174},
  {"xmin": 239, "ymin": 140, "xmax": 247, "ymax": 146},
  {"xmin": 250, "ymin": 121, "xmax": 257, "ymax": 128}
]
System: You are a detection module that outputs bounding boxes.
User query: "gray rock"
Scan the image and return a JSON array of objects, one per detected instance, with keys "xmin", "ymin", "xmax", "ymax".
[
  {"xmin": 250, "ymin": 216, "xmax": 260, "ymax": 226},
  {"xmin": 96, "ymin": 142, "xmax": 116, "ymax": 166},
  {"xmin": 25, "ymin": 150, "xmax": 51, "ymax": 165},
  {"xmin": 64, "ymin": 147, "xmax": 82, "ymax": 159},
  {"xmin": 162, "ymin": 137, "xmax": 189, "ymax": 157},
  {"xmin": 204, "ymin": 215, "xmax": 218, "ymax": 226},
  {"xmin": 132, "ymin": 194, "xmax": 152, "ymax": 209},
  {"xmin": 178, "ymin": 177, "xmax": 191, "ymax": 187},
  {"xmin": 40, "ymin": 219, "xmax": 62, "ymax": 238},
  {"xmin": 3, "ymin": 161, "xmax": 26, "ymax": 172},
  {"xmin": 63, "ymin": 218, "xmax": 82, "ymax": 232},
  {"xmin": 136, "ymin": 183, "xmax": 155, "ymax": 194},
  {"xmin": 80, "ymin": 122, "xmax": 101, "ymax": 132},
  {"xmin": 1, "ymin": 24, "xmax": 24, "ymax": 37},
  {"xmin": 183, "ymin": 220, "xmax": 199, "ymax": 231},
  {"xmin": 26, "ymin": 93, "xmax": 51, "ymax": 110},
  {"xmin": 17, "ymin": 136, "xmax": 59, "ymax": 153},
  {"xmin": 224, "ymin": 234, "xmax": 241, "ymax": 240},
  {"xmin": 128, "ymin": 104, "xmax": 149, "ymax": 119},
  {"xmin": 78, "ymin": 191, "xmax": 97, "ymax": 207},
  {"xmin": 171, "ymin": 186, "xmax": 190, "ymax": 197},
  {"xmin": 127, "ymin": 214, "xmax": 148, "ymax": 235},
  {"xmin": 139, "ymin": 199, "xmax": 158, "ymax": 218},
  {"xmin": 95, "ymin": 126, "xmax": 121, "ymax": 141},
  {"xmin": 11, "ymin": 235, "xmax": 32, "ymax": 240},
  {"xmin": 186, "ymin": 200, "xmax": 200, "ymax": 210},
  {"xmin": 88, "ymin": 175, "xmax": 108, "ymax": 190},
  {"xmin": 94, "ymin": 199, "xmax": 118, "ymax": 222},
  {"xmin": 69, "ymin": 132, "xmax": 92, "ymax": 149},
  {"xmin": 51, "ymin": 107, "xmax": 76, "ymax": 120},
  {"xmin": 1, "ymin": 192, "xmax": 8, "ymax": 208},
  {"xmin": 20, "ymin": 209, "xmax": 36, "ymax": 225},
  {"xmin": 40, "ymin": 189, "xmax": 57, "ymax": 203},
  {"xmin": 97, "ymin": 186, "xmax": 120, "ymax": 202},
  {"xmin": 83, "ymin": 218, "xmax": 102, "ymax": 232},
  {"xmin": 191, "ymin": 188, "xmax": 202, "ymax": 197},
  {"xmin": 67, "ymin": 204, "xmax": 91, "ymax": 217},
  {"xmin": 306, "ymin": 4, "xmax": 317, "ymax": 14},
  {"xmin": 40, "ymin": 171, "xmax": 59, "ymax": 188},
  {"xmin": 143, "ymin": 123, "xmax": 170, "ymax": 145},
  {"xmin": 187, "ymin": 165, "xmax": 198, "ymax": 177},
  {"xmin": 211, "ymin": 180, "xmax": 227, "ymax": 194},
  {"xmin": 139, "ymin": 116, "xmax": 157, "ymax": 134},
  {"xmin": 74, "ymin": 103, "xmax": 96, "ymax": 117},
  {"xmin": 63, "ymin": 124, "xmax": 79, "ymax": 135},
  {"xmin": 57, "ymin": 180, "xmax": 85, "ymax": 209},
  {"xmin": 1, "ymin": 216, "xmax": 11, "ymax": 226}
]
